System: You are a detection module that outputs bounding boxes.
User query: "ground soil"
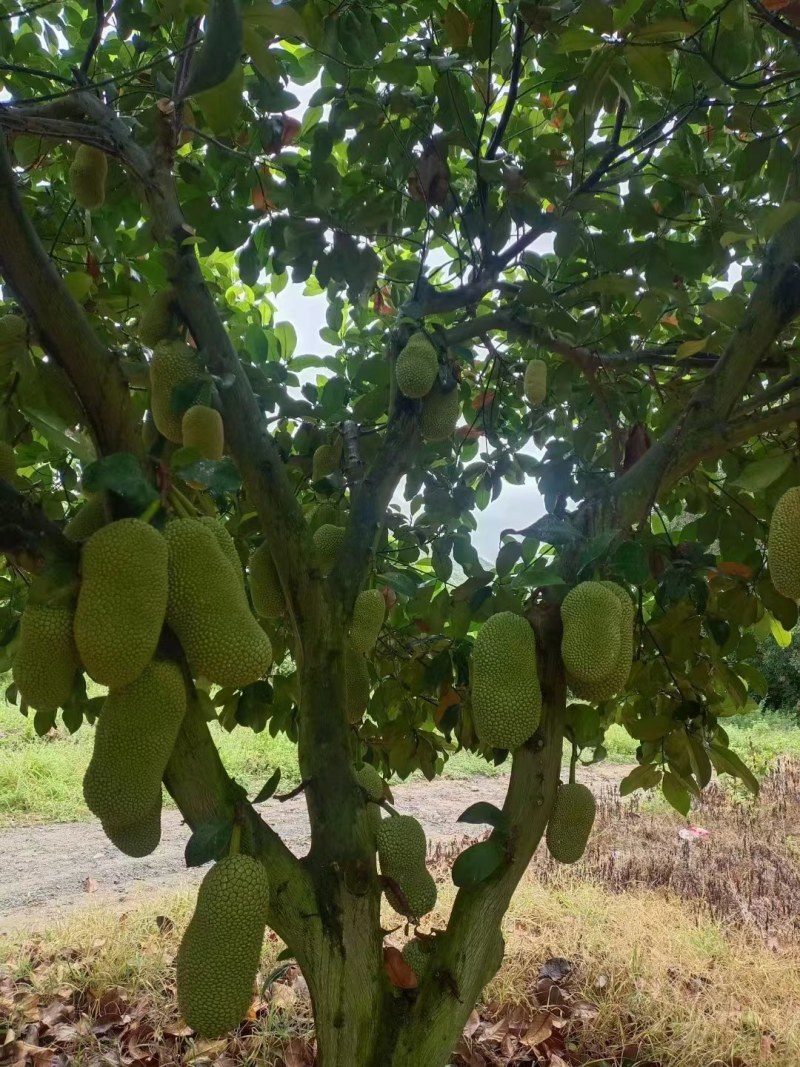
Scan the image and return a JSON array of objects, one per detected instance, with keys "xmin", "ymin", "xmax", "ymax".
[{"xmin": 0, "ymin": 764, "xmax": 631, "ymax": 932}]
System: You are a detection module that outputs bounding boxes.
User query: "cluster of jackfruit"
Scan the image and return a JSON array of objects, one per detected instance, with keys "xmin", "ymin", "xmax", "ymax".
[
  {"xmin": 149, "ymin": 340, "xmax": 203, "ymax": 443},
  {"xmin": 524, "ymin": 359, "xmax": 547, "ymax": 406},
  {"xmin": 560, "ymin": 582, "xmax": 622, "ymax": 686},
  {"xmin": 13, "ymin": 594, "xmax": 79, "ymax": 714},
  {"xmin": 471, "ymin": 611, "xmax": 542, "ymax": 750},
  {"xmin": 546, "ymin": 781, "xmax": 596, "ymax": 864},
  {"xmin": 377, "ymin": 814, "xmax": 437, "ymax": 919},
  {"xmin": 177, "ymin": 854, "xmax": 270, "ymax": 1036},
  {"xmin": 69, "ymin": 145, "xmax": 108, "ymax": 211},
  {"xmin": 567, "ymin": 581, "xmax": 635, "ymax": 703},
  {"xmin": 768, "ymin": 487, "xmax": 800, "ymax": 600}
]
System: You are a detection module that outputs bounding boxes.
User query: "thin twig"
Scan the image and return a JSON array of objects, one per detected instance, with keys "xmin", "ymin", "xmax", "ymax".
[
  {"xmin": 486, "ymin": 15, "xmax": 525, "ymax": 161},
  {"xmin": 79, "ymin": 0, "xmax": 105, "ymax": 75},
  {"xmin": 275, "ymin": 780, "xmax": 311, "ymax": 803}
]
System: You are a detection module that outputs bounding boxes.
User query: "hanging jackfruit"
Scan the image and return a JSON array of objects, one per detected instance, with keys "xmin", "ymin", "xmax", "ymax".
[
  {"xmin": 313, "ymin": 523, "xmax": 345, "ymax": 575},
  {"xmin": 568, "ymin": 582, "xmax": 635, "ymax": 703},
  {"xmin": 164, "ymin": 518, "xmax": 272, "ymax": 686},
  {"xmin": 395, "ymin": 332, "xmax": 438, "ymax": 399},
  {"xmin": 312, "ymin": 441, "xmax": 341, "ymax": 482},
  {"xmin": 309, "ymin": 501, "xmax": 340, "ymax": 532},
  {"xmin": 524, "ymin": 359, "xmax": 547, "ymax": 405},
  {"xmin": 471, "ymin": 611, "xmax": 542, "ymax": 750},
  {"xmin": 768, "ymin": 487, "xmax": 800, "ymax": 600},
  {"xmin": 83, "ymin": 660, "xmax": 186, "ymax": 830},
  {"xmin": 13, "ymin": 600, "xmax": 79, "ymax": 713},
  {"xmin": 350, "ymin": 589, "xmax": 385, "ymax": 653},
  {"xmin": 74, "ymin": 519, "xmax": 169, "ymax": 689},
  {"xmin": 176, "ymin": 854, "xmax": 270, "ymax": 1037},
  {"xmin": 420, "ymin": 380, "xmax": 460, "ymax": 441},
  {"xmin": 197, "ymin": 517, "xmax": 244, "ymax": 587},
  {"xmin": 377, "ymin": 815, "xmax": 436, "ymax": 918},
  {"xmin": 150, "ymin": 340, "xmax": 203, "ymax": 443},
  {"xmin": 69, "ymin": 145, "xmax": 108, "ymax": 211},
  {"xmin": 249, "ymin": 540, "xmax": 284, "ymax": 618},
  {"xmin": 345, "ymin": 642, "xmax": 370, "ymax": 722},
  {"xmin": 356, "ymin": 762, "xmax": 385, "ymax": 802},
  {"xmin": 546, "ymin": 781, "xmax": 596, "ymax": 864},
  {"xmin": 182, "ymin": 405, "xmax": 224, "ymax": 462},
  {"xmin": 102, "ymin": 792, "xmax": 162, "ymax": 858},
  {"xmin": 402, "ymin": 939, "xmax": 431, "ymax": 981},
  {"xmin": 138, "ymin": 288, "xmax": 178, "ymax": 348},
  {"xmin": 64, "ymin": 495, "xmax": 107, "ymax": 542},
  {"xmin": 560, "ymin": 582, "xmax": 621, "ymax": 685}
]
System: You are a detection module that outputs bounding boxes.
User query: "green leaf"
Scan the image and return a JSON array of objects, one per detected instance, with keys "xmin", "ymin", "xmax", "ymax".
[
  {"xmin": 611, "ymin": 541, "xmax": 649, "ymax": 585},
  {"xmin": 457, "ymin": 802, "xmax": 507, "ymax": 831},
  {"xmin": 734, "ymin": 137, "xmax": 771, "ymax": 181},
  {"xmin": 253, "ymin": 767, "xmax": 281, "ymax": 804},
  {"xmin": 555, "ymin": 28, "xmax": 600, "ymax": 52},
  {"xmin": 33, "ymin": 708, "xmax": 57, "ymax": 736},
  {"xmin": 273, "ymin": 321, "xmax": 297, "ymax": 360},
  {"xmin": 172, "ymin": 452, "xmax": 242, "ymax": 493},
  {"xmin": 509, "ymin": 514, "xmax": 583, "ymax": 548},
  {"xmin": 82, "ymin": 453, "xmax": 159, "ymax": 512},
  {"xmin": 662, "ymin": 770, "xmax": 691, "ymax": 816},
  {"xmin": 708, "ymin": 742, "xmax": 759, "ymax": 795},
  {"xmin": 729, "ymin": 454, "xmax": 792, "ymax": 492},
  {"xmin": 181, "ymin": 0, "xmax": 243, "ymax": 99},
  {"xmin": 619, "ymin": 763, "xmax": 662, "ymax": 796},
  {"xmin": 496, "ymin": 541, "xmax": 521, "ymax": 577},
  {"xmin": 442, "ymin": 3, "xmax": 471, "ymax": 49},
  {"xmin": 452, "ymin": 837, "xmax": 506, "ymax": 888},
  {"xmin": 185, "ymin": 817, "xmax": 234, "ymax": 867},
  {"xmin": 471, "ymin": 0, "xmax": 502, "ymax": 61},
  {"xmin": 624, "ymin": 45, "xmax": 672, "ymax": 91}
]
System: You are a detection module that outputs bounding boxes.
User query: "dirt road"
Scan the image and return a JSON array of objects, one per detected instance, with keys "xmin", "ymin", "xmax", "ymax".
[{"xmin": 0, "ymin": 765, "xmax": 631, "ymax": 932}]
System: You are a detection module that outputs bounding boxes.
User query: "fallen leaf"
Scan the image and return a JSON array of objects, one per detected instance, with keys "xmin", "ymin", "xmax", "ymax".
[
  {"xmin": 539, "ymin": 958, "xmax": 572, "ymax": 983},
  {"xmin": 570, "ymin": 1000, "xmax": 599, "ymax": 1022},
  {"xmin": 154, "ymin": 916, "xmax": 175, "ymax": 935},
  {"xmin": 382, "ymin": 946, "xmax": 417, "ymax": 989},
  {"xmin": 462, "ymin": 1009, "xmax": 481, "ymax": 1039},
  {"xmin": 520, "ymin": 1009, "xmax": 553, "ymax": 1046},
  {"xmin": 270, "ymin": 983, "xmax": 297, "ymax": 1012}
]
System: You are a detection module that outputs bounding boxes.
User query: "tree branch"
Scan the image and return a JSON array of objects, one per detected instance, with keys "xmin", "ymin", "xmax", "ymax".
[
  {"xmin": 79, "ymin": 0, "xmax": 105, "ymax": 75},
  {"xmin": 0, "ymin": 135, "xmax": 141, "ymax": 457},
  {"xmin": 485, "ymin": 15, "xmax": 525, "ymax": 161}
]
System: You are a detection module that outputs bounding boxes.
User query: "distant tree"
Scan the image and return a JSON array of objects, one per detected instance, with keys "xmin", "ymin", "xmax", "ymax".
[{"xmin": 2, "ymin": 2, "xmax": 800, "ymax": 1064}]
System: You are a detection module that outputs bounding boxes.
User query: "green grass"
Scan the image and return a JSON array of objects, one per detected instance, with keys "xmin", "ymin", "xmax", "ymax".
[{"xmin": 1, "ymin": 694, "xmax": 799, "ymax": 827}]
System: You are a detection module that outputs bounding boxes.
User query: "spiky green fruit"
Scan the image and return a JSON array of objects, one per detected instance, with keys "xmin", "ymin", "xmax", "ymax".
[
  {"xmin": 312, "ymin": 441, "xmax": 340, "ymax": 482},
  {"xmin": 313, "ymin": 523, "xmax": 345, "ymax": 576},
  {"xmin": 182, "ymin": 405, "xmax": 224, "ymax": 462},
  {"xmin": 768, "ymin": 487, "xmax": 800, "ymax": 599},
  {"xmin": 356, "ymin": 762, "xmax": 385, "ymax": 802},
  {"xmin": 150, "ymin": 340, "xmax": 202, "ymax": 443},
  {"xmin": 102, "ymin": 793, "xmax": 162, "ymax": 858},
  {"xmin": 395, "ymin": 332, "xmax": 438, "ymax": 399},
  {"xmin": 83, "ymin": 661, "xmax": 186, "ymax": 829},
  {"xmin": 546, "ymin": 782, "xmax": 596, "ymax": 864},
  {"xmin": 13, "ymin": 600, "xmax": 79, "ymax": 713},
  {"xmin": 569, "ymin": 582, "xmax": 634, "ymax": 703},
  {"xmin": 176, "ymin": 854, "xmax": 270, "ymax": 1037},
  {"xmin": 524, "ymin": 359, "xmax": 547, "ymax": 405},
  {"xmin": 0, "ymin": 441, "xmax": 17, "ymax": 483},
  {"xmin": 138, "ymin": 289, "xmax": 178, "ymax": 347},
  {"xmin": 560, "ymin": 582, "xmax": 621, "ymax": 685},
  {"xmin": 164, "ymin": 518, "xmax": 272, "ymax": 686},
  {"xmin": 350, "ymin": 589, "xmax": 385, "ymax": 653},
  {"xmin": 309, "ymin": 501, "xmax": 339, "ymax": 532},
  {"xmin": 345, "ymin": 642, "xmax": 370, "ymax": 722},
  {"xmin": 197, "ymin": 517, "xmax": 244, "ymax": 587},
  {"xmin": 74, "ymin": 519, "xmax": 169, "ymax": 688},
  {"xmin": 385, "ymin": 868, "xmax": 437, "ymax": 919},
  {"xmin": 377, "ymin": 814, "xmax": 427, "ymax": 870},
  {"xmin": 69, "ymin": 145, "xmax": 108, "ymax": 210},
  {"xmin": 64, "ymin": 495, "xmax": 107, "ymax": 542},
  {"xmin": 420, "ymin": 381, "xmax": 460, "ymax": 441},
  {"xmin": 402, "ymin": 939, "xmax": 431, "ymax": 981},
  {"xmin": 471, "ymin": 612, "xmax": 541, "ymax": 750},
  {"xmin": 249, "ymin": 540, "xmax": 284, "ymax": 618}
]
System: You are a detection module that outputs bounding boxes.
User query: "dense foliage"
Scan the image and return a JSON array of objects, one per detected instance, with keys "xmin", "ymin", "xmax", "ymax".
[{"xmin": 3, "ymin": 1, "xmax": 800, "ymax": 1064}]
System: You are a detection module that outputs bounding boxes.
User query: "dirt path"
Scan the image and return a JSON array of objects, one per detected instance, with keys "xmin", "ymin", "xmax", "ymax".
[{"xmin": 0, "ymin": 765, "xmax": 631, "ymax": 932}]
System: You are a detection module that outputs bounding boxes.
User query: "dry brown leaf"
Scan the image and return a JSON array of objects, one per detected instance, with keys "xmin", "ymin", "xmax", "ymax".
[
  {"xmin": 383, "ymin": 946, "xmax": 417, "ymax": 990},
  {"xmin": 539, "ymin": 957, "xmax": 572, "ymax": 983},
  {"xmin": 570, "ymin": 1000, "xmax": 599, "ymax": 1023},
  {"xmin": 520, "ymin": 1010, "xmax": 553, "ymax": 1047},
  {"xmin": 280, "ymin": 1037, "xmax": 310, "ymax": 1067},
  {"xmin": 462, "ymin": 1009, "xmax": 481, "ymax": 1039},
  {"xmin": 760, "ymin": 1033, "xmax": 777, "ymax": 1056},
  {"xmin": 453, "ymin": 1037, "xmax": 486, "ymax": 1067},
  {"xmin": 270, "ymin": 983, "xmax": 297, "ymax": 1012},
  {"xmin": 39, "ymin": 1001, "xmax": 71, "ymax": 1028},
  {"xmin": 408, "ymin": 137, "xmax": 451, "ymax": 207},
  {"xmin": 481, "ymin": 1015, "xmax": 508, "ymax": 1042},
  {"xmin": 154, "ymin": 915, "xmax": 174, "ymax": 936}
]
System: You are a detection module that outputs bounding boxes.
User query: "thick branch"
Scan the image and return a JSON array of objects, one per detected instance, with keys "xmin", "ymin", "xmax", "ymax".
[{"xmin": 0, "ymin": 136, "xmax": 140, "ymax": 457}]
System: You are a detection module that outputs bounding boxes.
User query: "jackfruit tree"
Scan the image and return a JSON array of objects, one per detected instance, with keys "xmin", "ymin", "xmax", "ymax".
[{"xmin": 2, "ymin": 2, "xmax": 800, "ymax": 1063}]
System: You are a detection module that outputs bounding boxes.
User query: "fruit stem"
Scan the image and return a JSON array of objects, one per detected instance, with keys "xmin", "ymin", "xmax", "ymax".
[{"xmin": 229, "ymin": 822, "xmax": 242, "ymax": 857}]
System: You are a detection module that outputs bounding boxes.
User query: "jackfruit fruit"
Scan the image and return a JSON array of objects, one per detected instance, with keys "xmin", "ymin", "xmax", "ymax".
[
  {"xmin": 83, "ymin": 660, "xmax": 186, "ymax": 828},
  {"xmin": 471, "ymin": 612, "xmax": 542, "ymax": 750},
  {"xmin": 0, "ymin": 441, "xmax": 17, "ymax": 483},
  {"xmin": 395, "ymin": 332, "xmax": 438, "ymax": 399},
  {"xmin": 102, "ymin": 792, "xmax": 162, "ymax": 858},
  {"xmin": 13, "ymin": 600, "xmax": 79, "ymax": 713},
  {"xmin": 384, "ymin": 868, "xmax": 437, "ymax": 919},
  {"xmin": 69, "ymin": 145, "xmax": 108, "ymax": 211},
  {"xmin": 377, "ymin": 814, "xmax": 427, "ymax": 870},
  {"xmin": 560, "ymin": 582, "xmax": 621, "ymax": 685},
  {"xmin": 768, "ymin": 487, "xmax": 800, "ymax": 599},
  {"xmin": 74, "ymin": 519, "xmax": 169, "ymax": 689},
  {"xmin": 150, "ymin": 340, "xmax": 203, "ymax": 443},
  {"xmin": 313, "ymin": 523, "xmax": 345, "ymax": 576},
  {"xmin": 164, "ymin": 518, "xmax": 272, "ymax": 686},
  {"xmin": 64, "ymin": 495, "xmax": 107, "ymax": 542},
  {"xmin": 420, "ymin": 381, "xmax": 460, "ymax": 441},
  {"xmin": 176, "ymin": 854, "xmax": 270, "ymax": 1037},
  {"xmin": 309, "ymin": 501, "xmax": 339, "ymax": 532},
  {"xmin": 182, "ymin": 405, "xmax": 224, "ymax": 462},
  {"xmin": 249, "ymin": 540, "xmax": 284, "ymax": 618},
  {"xmin": 545, "ymin": 781, "xmax": 596, "ymax": 864},
  {"xmin": 197, "ymin": 517, "xmax": 244, "ymax": 587},
  {"xmin": 350, "ymin": 589, "xmax": 385, "ymax": 653},
  {"xmin": 312, "ymin": 441, "xmax": 340, "ymax": 482},
  {"xmin": 345, "ymin": 642, "xmax": 370, "ymax": 722},
  {"xmin": 138, "ymin": 288, "xmax": 178, "ymax": 348},
  {"xmin": 402, "ymin": 939, "xmax": 430, "ymax": 981},
  {"xmin": 524, "ymin": 359, "xmax": 547, "ymax": 405},
  {"xmin": 356, "ymin": 762, "xmax": 385, "ymax": 802},
  {"xmin": 569, "ymin": 582, "xmax": 634, "ymax": 703}
]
